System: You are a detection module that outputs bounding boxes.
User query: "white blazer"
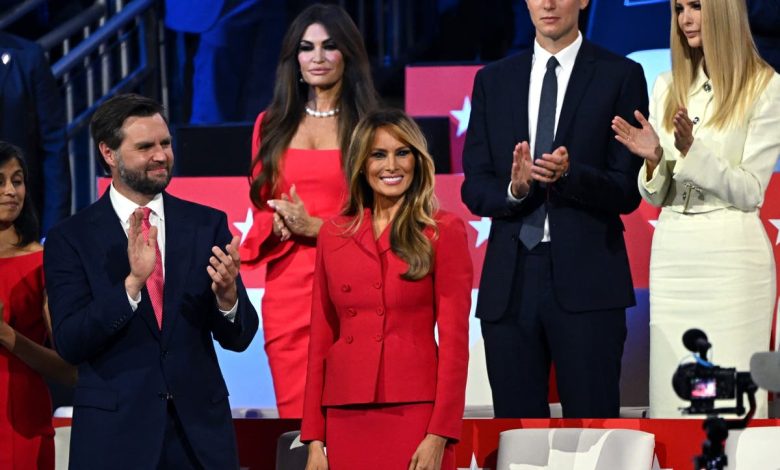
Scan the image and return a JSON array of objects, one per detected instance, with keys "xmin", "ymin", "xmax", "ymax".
[{"xmin": 639, "ymin": 68, "xmax": 780, "ymax": 213}]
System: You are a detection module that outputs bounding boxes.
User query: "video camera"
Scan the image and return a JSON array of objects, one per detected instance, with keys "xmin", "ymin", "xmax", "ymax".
[
  {"xmin": 672, "ymin": 329, "xmax": 756, "ymax": 416},
  {"xmin": 669, "ymin": 328, "xmax": 780, "ymax": 470}
]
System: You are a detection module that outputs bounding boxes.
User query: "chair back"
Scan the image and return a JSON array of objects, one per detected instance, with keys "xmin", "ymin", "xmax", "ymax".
[{"xmin": 496, "ymin": 428, "xmax": 655, "ymax": 470}]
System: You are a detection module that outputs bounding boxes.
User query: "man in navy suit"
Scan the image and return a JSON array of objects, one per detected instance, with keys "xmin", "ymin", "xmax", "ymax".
[
  {"xmin": 461, "ymin": 0, "xmax": 647, "ymax": 418},
  {"xmin": 0, "ymin": 32, "xmax": 69, "ymax": 235},
  {"xmin": 44, "ymin": 94, "xmax": 258, "ymax": 468}
]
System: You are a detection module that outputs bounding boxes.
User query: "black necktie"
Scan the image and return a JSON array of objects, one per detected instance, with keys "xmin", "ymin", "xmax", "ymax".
[{"xmin": 519, "ymin": 55, "xmax": 559, "ymax": 250}]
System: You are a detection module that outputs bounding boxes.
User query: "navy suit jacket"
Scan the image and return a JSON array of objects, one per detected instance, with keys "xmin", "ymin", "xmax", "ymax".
[
  {"xmin": 44, "ymin": 190, "xmax": 258, "ymax": 469},
  {"xmin": 0, "ymin": 32, "xmax": 69, "ymax": 234},
  {"xmin": 461, "ymin": 40, "xmax": 648, "ymax": 320},
  {"xmin": 748, "ymin": 0, "xmax": 780, "ymax": 72}
]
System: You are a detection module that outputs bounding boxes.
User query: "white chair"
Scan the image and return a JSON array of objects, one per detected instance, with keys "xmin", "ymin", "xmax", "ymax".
[
  {"xmin": 724, "ymin": 426, "xmax": 780, "ymax": 470},
  {"xmin": 54, "ymin": 426, "xmax": 71, "ymax": 470},
  {"xmin": 496, "ymin": 428, "xmax": 655, "ymax": 470}
]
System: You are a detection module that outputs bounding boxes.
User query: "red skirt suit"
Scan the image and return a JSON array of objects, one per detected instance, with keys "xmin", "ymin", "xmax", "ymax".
[
  {"xmin": 0, "ymin": 251, "xmax": 54, "ymax": 470},
  {"xmin": 301, "ymin": 210, "xmax": 473, "ymax": 469},
  {"xmin": 239, "ymin": 112, "xmax": 347, "ymax": 417}
]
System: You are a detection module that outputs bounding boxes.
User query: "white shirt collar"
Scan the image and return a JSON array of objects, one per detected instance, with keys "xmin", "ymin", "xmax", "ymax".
[
  {"xmin": 109, "ymin": 183, "xmax": 165, "ymax": 225},
  {"xmin": 532, "ymin": 31, "xmax": 583, "ymax": 72}
]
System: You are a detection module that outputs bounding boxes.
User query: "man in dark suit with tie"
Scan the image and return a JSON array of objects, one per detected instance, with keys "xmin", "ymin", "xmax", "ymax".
[
  {"xmin": 0, "ymin": 31, "xmax": 70, "ymax": 235},
  {"xmin": 44, "ymin": 94, "xmax": 258, "ymax": 468},
  {"xmin": 461, "ymin": 0, "xmax": 648, "ymax": 418}
]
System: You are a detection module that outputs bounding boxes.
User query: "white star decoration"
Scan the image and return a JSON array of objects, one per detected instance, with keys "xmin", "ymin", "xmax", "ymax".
[
  {"xmin": 648, "ymin": 219, "xmax": 658, "ymax": 228},
  {"xmin": 469, "ymin": 217, "xmax": 491, "ymax": 248},
  {"xmin": 450, "ymin": 96, "xmax": 472, "ymax": 137},
  {"xmin": 459, "ymin": 453, "xmax": 488, "ymax": 470},
  {"xmin": 770, "ymin": 219, "xmax": 780, "ymax": 245},
  {"xmin": 233, "ymin": 208, "xmax": 254, "ymax": 244}
]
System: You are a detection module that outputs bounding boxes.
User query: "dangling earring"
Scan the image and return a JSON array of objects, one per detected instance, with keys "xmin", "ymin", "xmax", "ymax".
[{"xmin": 298, "ymin": 71, "xmax": 305, "ymax": 83}]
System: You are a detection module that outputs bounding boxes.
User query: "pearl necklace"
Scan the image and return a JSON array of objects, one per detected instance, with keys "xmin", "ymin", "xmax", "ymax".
[{"xmin": 305, "ymin": 106, "xmax": 340, "ymax": 118}]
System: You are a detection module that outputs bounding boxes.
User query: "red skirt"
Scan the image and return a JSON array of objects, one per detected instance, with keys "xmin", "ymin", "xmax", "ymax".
[{"xmin": 325, "ymin": 403, "xmax": 455, "ymax": 469}]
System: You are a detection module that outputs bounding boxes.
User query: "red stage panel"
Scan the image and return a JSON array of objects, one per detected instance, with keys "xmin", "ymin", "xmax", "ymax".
[{"xmin": 53, "ymin": 418, "xmax": 780, "ymax": 470}]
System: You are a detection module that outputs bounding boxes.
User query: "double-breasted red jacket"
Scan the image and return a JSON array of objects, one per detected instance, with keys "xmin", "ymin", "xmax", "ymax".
[{"xmin": 301, "ymin": 209, "xmax": 473, "ymax": 442}]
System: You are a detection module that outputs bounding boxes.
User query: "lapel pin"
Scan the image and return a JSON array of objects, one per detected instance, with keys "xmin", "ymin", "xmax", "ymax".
[{"xmin": 1, "ymin": 53, "xmax": 10, "ymax": 65}]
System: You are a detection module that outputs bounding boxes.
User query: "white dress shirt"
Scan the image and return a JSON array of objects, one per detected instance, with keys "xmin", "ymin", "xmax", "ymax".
[
  {"xmin": 109, "ymin": 183, "xmax": 236, "ymax": 319},
  {"xmin": 509, "ymin": 32, "xmax": 583, "ymax": 242}
]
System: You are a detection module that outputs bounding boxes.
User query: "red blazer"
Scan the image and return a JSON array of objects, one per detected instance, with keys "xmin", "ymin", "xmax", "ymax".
[{"xmin": 301, "ymin": 210, "xmax": 473, "ymax": 442}]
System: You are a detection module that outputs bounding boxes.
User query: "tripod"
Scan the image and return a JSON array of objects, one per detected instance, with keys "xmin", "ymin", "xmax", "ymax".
[{"xmin": 693, "ymin": 386, "xmax": 756, "ymax": 470}]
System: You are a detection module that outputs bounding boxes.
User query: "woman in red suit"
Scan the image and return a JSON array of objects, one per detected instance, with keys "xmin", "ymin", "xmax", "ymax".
[
  {"xmin": 240, "ymin": 4, "xmax": 378, "ymax": 417},
  {"xmin": 0, "ymin": 142, "xmax": 77, "ymax": 469},
  {"xmin": 301, "ymin": 109, "xmax": 473, "ymax": 470}
]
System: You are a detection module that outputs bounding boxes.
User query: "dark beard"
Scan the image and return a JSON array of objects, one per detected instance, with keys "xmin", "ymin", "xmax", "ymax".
[{"xmin": 116, "ymin": 154, "xmax": 172, "ymax": 196}]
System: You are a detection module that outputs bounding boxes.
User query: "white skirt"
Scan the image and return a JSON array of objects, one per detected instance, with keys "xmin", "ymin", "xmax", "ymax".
[{"xmin": 648, "ymin": 208, "xmax": 775, "ymax": 418}]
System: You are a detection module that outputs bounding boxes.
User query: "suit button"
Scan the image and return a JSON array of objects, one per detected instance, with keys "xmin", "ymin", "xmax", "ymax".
[
  {"xmin": 374, "ymin": 334, "xmax": 383, "ymax": 342},
  {"xmin": 161, "ymin": 350, "xmax": 168, "ymax": 359},
  {"xmin": 158, "ymin": 392, "xmax": 173, "ymax": 400},
  {"xmin": 347, "ymin": 308, "xmax": 357, "ymax": 317},
  {"xmin": 511, "ymin": 235, "xmax": 518, "ymax": 242},
  {"xmin": 373, "ymin": 281, "xmax": 382, "ymax": 289},
  {"xmin": 345, "ymin": 335, "xmax": 353, "ymax": 344},
  {"xmin": 376, "ymin": 307, "xmax": 384, "ymax": 316},
  {"xmin": 341, "ymin": 284, "xmax": 351, "ymax": 292}
]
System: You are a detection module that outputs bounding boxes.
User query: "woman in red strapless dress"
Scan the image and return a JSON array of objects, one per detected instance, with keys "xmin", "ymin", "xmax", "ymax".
[
  {"xmin": 240, "ymin": 4, "xmax": 378, "ymax": 418},
  {"xmin": 0, "ymin": 142, "xmax": 77, "ymax": 470}
]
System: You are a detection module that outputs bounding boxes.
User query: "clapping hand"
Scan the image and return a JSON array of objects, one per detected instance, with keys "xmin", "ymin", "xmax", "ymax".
[
  {"xmin": 612, "ymin": 110, "xmax": 662, "ymax": 163},
  {"xmin": 532, "ymin": 146, "xmax": 569, "ymax": 184},
  {"xmin": 672, "ymin": 107, "xmax": 694, "ymax": 156},
  {"xmin": 125, "ymin": 208, "xmax": 157, "ymax": 298},
  {"xmin": 208, "ymin": 235, "xmax": 240, "ymax": 310},
  {"xmin": 510, "ymin": 142, "xmax": 534, "ymax": 198},
  {"xmin": 268, "ymin": 185, "xmax": 322, "ymax": 238}
]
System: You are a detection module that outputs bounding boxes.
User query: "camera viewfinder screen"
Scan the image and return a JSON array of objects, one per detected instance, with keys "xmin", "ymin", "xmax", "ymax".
[{"xmin": 690, "ymin": 377, "xmax": 717, "ymax": 398}]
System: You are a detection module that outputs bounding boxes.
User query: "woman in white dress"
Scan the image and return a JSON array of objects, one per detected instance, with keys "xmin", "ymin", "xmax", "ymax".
[{"xmin": 612, "ymin": 0, "xmax": 780, "ymax": 418}]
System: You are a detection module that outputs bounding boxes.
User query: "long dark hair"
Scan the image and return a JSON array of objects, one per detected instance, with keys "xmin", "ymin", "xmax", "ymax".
[
  {"xmin": 0, "ymin": 141, "xmax": 39, "ymax": 246},
  {"xmin": 249, "ymin": 3, "xmax": 378, "ymax": 207},
  {"xmin": 343, "ymin": 109, "xmax": 438, "ymax": 280}
]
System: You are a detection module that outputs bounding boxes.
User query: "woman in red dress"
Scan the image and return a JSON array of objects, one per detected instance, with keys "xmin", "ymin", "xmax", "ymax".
[
  {"xmin": 301, "ymin": 110, "xmax": 472, "ymax": 470},
  {"xmin": 0, "ymin": 142, "xmax": 77, "ymax": 469},
  {"xmin": 240, "ymin": 4, "xmax": 378, "ymax": 418}
]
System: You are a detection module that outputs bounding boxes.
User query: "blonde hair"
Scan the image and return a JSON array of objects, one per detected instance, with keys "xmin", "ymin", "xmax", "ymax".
[
  {"xmin": 663, "ymin": 0, "xmax": 773, "ymax": 130},
  {"xmin": 343, "ymin": 109, "xmax": 438, "ymax": 280}
]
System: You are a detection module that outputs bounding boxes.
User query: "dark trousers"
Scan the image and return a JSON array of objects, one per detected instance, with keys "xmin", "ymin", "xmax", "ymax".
[
  {"xmin": 481, "ymin": 242, "xmax": 627, "ymax": 418},
  {"xmin": 157, "ymin": 401, "xmax": 203, "ymax": 469}
]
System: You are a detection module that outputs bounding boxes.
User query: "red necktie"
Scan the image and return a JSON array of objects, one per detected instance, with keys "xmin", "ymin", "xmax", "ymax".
[{"xmin": 141, "ymin": 207, "xmax": 164, "ymax": 329}]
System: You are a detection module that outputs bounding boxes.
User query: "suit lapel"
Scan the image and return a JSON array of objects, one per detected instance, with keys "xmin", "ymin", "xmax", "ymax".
[
  {"xmin": 89, "ymin": 190, "xmax": 161, "ymax": 339},
  {"xmin": 350, "ymin": 209, "xmax": 381, "ymax": 262},
  {"xmin": 554, "ymin": 41, "xmax": 597, "ymax": 147},
  {"xmin": 510, "ymin": 53, "xmax": 533, "ymax": 145},
  {"xmin": 160, "ymin": 193, "xmax": 194, "ymax": 346}
]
